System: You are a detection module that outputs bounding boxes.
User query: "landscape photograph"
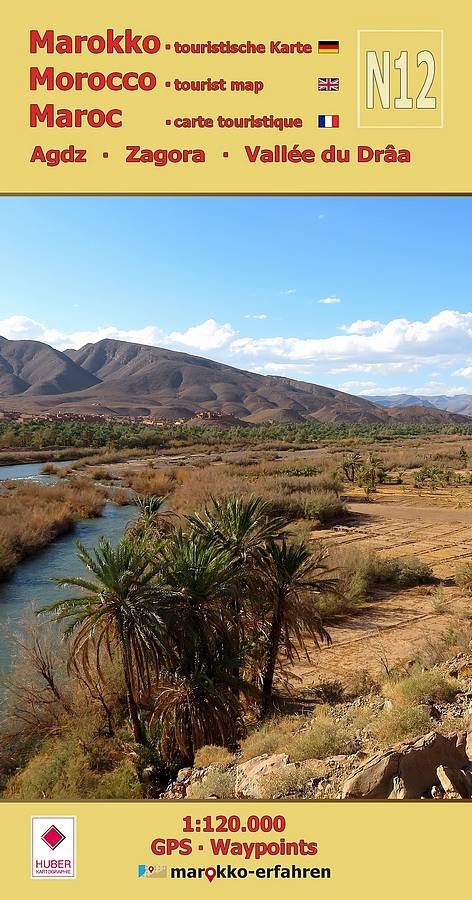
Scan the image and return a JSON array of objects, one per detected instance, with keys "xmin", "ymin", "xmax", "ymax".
[{"xmin": 1, "ymin": 194, "xmax": 472, "ymax": 802}]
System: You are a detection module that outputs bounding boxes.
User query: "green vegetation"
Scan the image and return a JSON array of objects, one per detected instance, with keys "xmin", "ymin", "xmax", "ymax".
[
  {"xmin": 255, "ymin": 763, "xmax": 322, "ymax": 800},
  {"xmin": 3, "ymin": 419, "xmax": 472, "ymax": 456},
  {"xmin": 288, "ymin": 714, "xmax": 356, "ymax": 761},
  {"xmin": 314, "ymin": 549, "xmax": 435, "ymax": 621},
  {"xmin": 340, "ymin": 451, "xmax": 386, "ymax": 495},
  {"xmin": 342, "ymin": 552, "xmax": 435, "ymax": 598},
  {"xmin": 3, "ymin": 421, "xmax": 472, "ymax": 801},
  {"xmin": 383, "ymin": 670, "xmax": 458, "ymax": 706},
  {"xmin": 373, "ymin": 705, "xmax": 433, "ymax": 744},
  {"xmin": 186, "ymin": 769, "xmax": 236, "ymax": 800},
  {"xmin": 5, "ymin": 736, "xmax": 143, "ymax": 801},
  {"xmin": 371, "ymin": 670, "xmax": 459, "ymax": 745},
  {"xmin": 414, "ymin": 465, "xmax": 452, "ymax": 489}
]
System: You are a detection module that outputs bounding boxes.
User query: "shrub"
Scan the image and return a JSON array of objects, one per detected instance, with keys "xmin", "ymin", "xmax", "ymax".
[
  {"xmin": 0, "ymin": 480, "xmax": 107, "ymax": 579},
  {"xmin": 186, "ymin": 770, "xmax": 236, "ymax": 799},
  {"xmin": 335, "ymin": 550, "xmax": 434, "ymax": 601},
  {"xmin": 314, "ymin": 591, "xmax": 359, "ymax": 621},
  {"xmin": 344, "ymin": 669, "xmax": 380, "ymax": 699},
  {"xmin": 239, "ymin": 718, "xmax": 300, "ymax": 762},
  {"xmin": 313, "ymin": 679, "xmax": 345, "ymax": 705},
  {"xmin": 5, "ymin": 736, "xmax": 143, "ymax": 800},
  {"xmin": 94, "ymin": 762, "xmax": 143, "ymax": 799},
  {"xmin": 124, "ymin": 467, "xmax": 178, "ymax": 498},
  {"xmin": 0, "ymin": 542, "xmax": 17, "ymax": 578},
  {"xmin": 384, "ymin": 670, "xmax": 459, "ymax": 706},
  {"xmin": 392, "ymin": 557, "xmax": 435, "ymax": 587},
  {"xmin": 256, "ymin": 762, "xmax": 323, "ymax": 799},
  {"xmin": 193, "ymin": 745, "xmax": 235, "ymax": 768},
  {"xmin": 373, "ymin": 705, "xmax": 432, "ymax": 744},
  {"xmin": 302, "ymin": 491, "xmax": 347, "ymax": 525},
  {"xmin": 288, "ymin": 715, "xmax": 356, "ymax": 761},
  {"xmin": 456, "ymin": 561, "xmax": 472, "ymax": 593},
  {"xmin": 40, "ymin": 463, "xmax": 59, "ymax": 475},
  {"xmin": 92, "ymin": 468, "xmax": 112, "ymax": 481}
]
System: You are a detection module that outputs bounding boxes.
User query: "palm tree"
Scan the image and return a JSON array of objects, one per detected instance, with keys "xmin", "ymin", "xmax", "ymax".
[
  {"xmin": 187, "ymin": 496, "xmax": 288, "ymax": 562},
  {"xmin": 260, "ymin": 539, "xmax": 335, "ymax": 717},
  {"xmin": 150, "ymin": 644, "xmax": 247, "ymax": 765},
  {"xmin": 187, "ymin": 496, "xmax": 289, "ymax": 681},
  {"xmin": 151, "ymin": 530, "xmax": 249, "ymax": 762},
  {"xmin": 39, "ymin": 537, "xmax": 167, "ymax": 744},
  {"xmin": 156, "ymin": 529, "xmax": 238, "ymax": 661},
  {"xmin": 130, "ymin": 494, "xmax": 174, "ymax": 542},
  {"xmin": 357, "ymin": 454, "xmax": 385, "ymax": 495},
  {"xmin": 341, "ymin": 452, "xmax": 362, "ymax": 483}
]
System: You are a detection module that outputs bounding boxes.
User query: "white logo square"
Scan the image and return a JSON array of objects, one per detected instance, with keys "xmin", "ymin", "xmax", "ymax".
[{"xmin": 31, "ymin": 816, "xmax": 76, "ymax": 879}]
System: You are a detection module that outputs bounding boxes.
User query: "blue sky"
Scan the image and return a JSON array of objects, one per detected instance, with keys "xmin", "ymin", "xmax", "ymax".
[{"xmin": 1, "ymin": 196, "xmax": 471, "ymax": 396}]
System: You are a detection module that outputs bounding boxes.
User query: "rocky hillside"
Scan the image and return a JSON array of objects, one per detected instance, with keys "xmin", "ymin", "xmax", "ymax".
[
  {"xmin": 0, "ymin": 336, "xmax": 99, "ymax": 396},
  {"xmin": 163, "ymin": 654, "xmax": 472, "ymax": 801},
  {"xmin": 0, "ymin": 336, "xmax": 470, "ymax": 424}
]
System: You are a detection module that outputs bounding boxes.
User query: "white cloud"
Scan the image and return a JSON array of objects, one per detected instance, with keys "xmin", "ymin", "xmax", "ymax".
[
  {"xmin": 328, "ymin": 361, "xmax": 421, "ymax": 375},
  {"xmin": 244, "ymin": 314, "xmax": 267, "ymax": 320},
  {"xmin": 64, "ymin": 325, "xmax": 168, "ymax": 349},
  {"xmin": 229, "ymin": 311, "xmax": 472, "ymax": 367},
  {"xmin": 0, "ymin": 316, "xmax": 168, "ymax": 350},
  {"xmin": 453, "ymin": 366, "xmax": 472, "ymax": 377},
  {"xmin": 339, "ymin": 380, "xmax": 377, "ymax": 391},
  {"xmin": 167, "ymin": 319, "xmax": 237, "ymax": 351},
  {"xmin": 356, "ymin": 383, "xmax": 467, "ymax": 397},
  {"xmin": 280, "ymin": 288, "xmax": 296, "ymax": 295},
  {"xmin": 0, "ymin": 315, "xmax": 235, "ymax": 354},
  {"xmin": 318, "ymin": 296, "xmax": 341, "ymax": 305},
  {"xmin": 0, "ymin": 315, "xmax": 46, "ymax": 340},
  {"xmin": 340, "ymin": 319, "xmax": 382, "ymax": 334},
  {"xmin": 255, "ymin": 362, "xmax": 312, "ymax": 374}
]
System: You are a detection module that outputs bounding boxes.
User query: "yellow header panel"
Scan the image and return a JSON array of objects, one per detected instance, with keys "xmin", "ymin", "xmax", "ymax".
[{"xmin": 0, "ymin": 0, "xmax": 468, "ymax": 193}]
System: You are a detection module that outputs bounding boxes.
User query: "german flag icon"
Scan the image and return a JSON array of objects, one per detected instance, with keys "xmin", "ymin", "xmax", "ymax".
[{"xmin": 318, "ymin": 40, "xmax": 339, "ymax": 53}]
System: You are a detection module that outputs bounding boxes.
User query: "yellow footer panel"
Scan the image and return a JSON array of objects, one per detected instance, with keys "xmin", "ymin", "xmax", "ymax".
[{"xmin": 0, "ymin": 801, "xmax": 468, "ymax": 897}]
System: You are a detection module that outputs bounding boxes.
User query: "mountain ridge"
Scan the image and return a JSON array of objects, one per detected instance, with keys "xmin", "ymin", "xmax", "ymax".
[
  {"xmin": 0, "ymin": 336, "xmax": 469, "ymax": 425},
  {"xmin": 371, "ymin": 394, "xmax": 472, "ymax": 417}
]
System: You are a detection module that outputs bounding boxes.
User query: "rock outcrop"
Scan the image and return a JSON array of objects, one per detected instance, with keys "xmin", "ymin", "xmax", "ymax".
[
  {"xmin": 342, "ymin": 730, "xmax": 471, "ymax": 799},
  {"xmin": 235, "ymin": 754, "xmax": 292, "ymax": 798}
]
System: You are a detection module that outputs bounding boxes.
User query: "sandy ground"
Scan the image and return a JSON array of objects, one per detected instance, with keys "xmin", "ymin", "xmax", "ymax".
[{"xmin": 293, "ymin": 496, "xmax": 472, "ymax": 690}]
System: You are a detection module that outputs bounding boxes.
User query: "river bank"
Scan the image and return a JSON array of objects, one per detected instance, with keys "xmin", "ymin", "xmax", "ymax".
[
  {"xmin": 0, "ymin": 501, "xmax": 136, "ymax": 670},
  {"xmin": 0, "ymin": 459, "xmax": 137, "ymax": 669},
  {"xmin": 0, "ymin": 479, "xmax": 109, "ymax": 580},
  {"xmin": 0, "ymin": 448, "xmax": 97, "ymax": 467}
]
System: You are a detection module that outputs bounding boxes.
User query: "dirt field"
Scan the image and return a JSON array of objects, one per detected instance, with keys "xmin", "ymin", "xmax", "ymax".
[{"xmin": 295, "ymin": 492, "xmax": 472, "ymax": 690}]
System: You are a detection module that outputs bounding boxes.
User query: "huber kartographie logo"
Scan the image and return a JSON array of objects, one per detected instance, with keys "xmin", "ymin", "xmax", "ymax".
[{"xmin": 31, "ymin": 816, "xmax": 76, "ymax": 879}]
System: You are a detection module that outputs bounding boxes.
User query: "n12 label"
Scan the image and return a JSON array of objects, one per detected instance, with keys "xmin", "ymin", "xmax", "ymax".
[{"xmin": 358, "ymin": 30, "xmax": 443, "ymax": 127}]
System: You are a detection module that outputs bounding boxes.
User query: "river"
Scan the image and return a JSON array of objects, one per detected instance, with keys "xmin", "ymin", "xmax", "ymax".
[
  {"xmin": 0, "ymin": 459, "xmax": 72, "ymax": 483},
  {"xmin": 0, "ymin": 462, "xmax": 136, "ymax": 671}
]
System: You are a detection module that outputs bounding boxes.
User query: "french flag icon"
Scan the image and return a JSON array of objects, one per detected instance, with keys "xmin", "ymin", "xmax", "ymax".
[{"xmin": 318, "ymin": 115, "xmax": 339, "ymax": 128}]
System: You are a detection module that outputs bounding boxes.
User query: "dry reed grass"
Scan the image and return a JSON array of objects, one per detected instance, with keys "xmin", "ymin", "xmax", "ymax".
[{"xmin": 0, "ymin": 480, "xmax": 106, "ymax": 578}]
